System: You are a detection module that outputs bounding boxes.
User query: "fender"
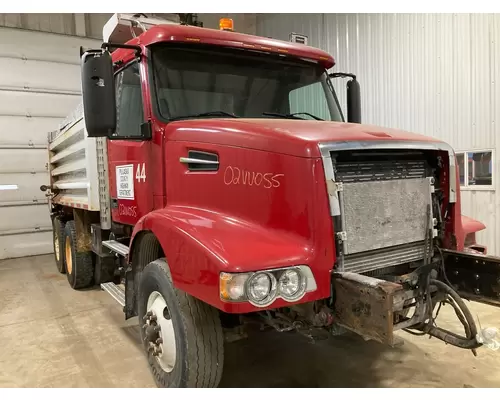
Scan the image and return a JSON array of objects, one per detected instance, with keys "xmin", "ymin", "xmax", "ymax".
[
  {"xmin": 129, "ymin": 206, "xmax": 328, "ymax": 313},
  {"xmin": 461, "ymin": 215, "xmax": 487, "ymax": 254},
  {"xmin": 461, "ymin": 215, "xmax": 486, "ymax": 235}
]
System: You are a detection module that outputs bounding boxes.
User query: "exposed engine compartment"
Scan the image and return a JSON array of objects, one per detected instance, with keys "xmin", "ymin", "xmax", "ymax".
[
  {"xmin": 330, "ymin": 148, "xmax": 443, "ymax": 274},
  {"xmin": 229, "ymin": 145, "xmax": 498, "ymax": 353}
]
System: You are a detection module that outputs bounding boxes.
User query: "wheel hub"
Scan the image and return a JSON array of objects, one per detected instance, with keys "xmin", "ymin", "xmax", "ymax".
[
  {"xmin": 144, "ymin": 291, "xmax": 176, "ymax": 372},
  {"xmin": 65, "ymin": 236, "xmax": 72, "ymax": 274},
  {"xmin": 143, "ymin": 311, "xmax": 162, "ymax": 355}
]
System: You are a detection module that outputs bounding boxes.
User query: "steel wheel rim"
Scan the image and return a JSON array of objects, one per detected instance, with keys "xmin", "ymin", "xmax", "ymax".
[
  {"xmin": 54, "ymin": 230, "xmax": 60, "ymax": 261},
  {"xmin": 146, "ymin": 291, "xmax": 176, "ymax": 373},
  {"xmin": 65, "ymin": 236, "xmax": 72, "ymax": 275}
]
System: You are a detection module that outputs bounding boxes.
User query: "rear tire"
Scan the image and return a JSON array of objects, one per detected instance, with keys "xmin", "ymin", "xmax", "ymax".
[
  {"xmin": 52, "ymin": 216, "xmax": 66, "ymax": 274},
  {"xmin": 64, "ymin": 220, "xmax": 94, "ymax": 289},
  {"xmin": 138, "ymin": 258, "xmax": 224, "ymax": 388}
]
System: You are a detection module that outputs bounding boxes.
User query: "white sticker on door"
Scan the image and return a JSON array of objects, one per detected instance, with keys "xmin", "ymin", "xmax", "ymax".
[{"xmin": 116, "ymin": 164, "xmax": 134, "ymax": 199}]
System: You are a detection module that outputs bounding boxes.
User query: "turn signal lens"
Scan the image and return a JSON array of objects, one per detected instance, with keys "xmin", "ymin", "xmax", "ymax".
[
  {"xmin": 220, "ymin": 272, "xmax": 248, "ymax": 301},
  {"xmin": 219, "ymin": 17, "xmax": 234, "ymax": 31}
]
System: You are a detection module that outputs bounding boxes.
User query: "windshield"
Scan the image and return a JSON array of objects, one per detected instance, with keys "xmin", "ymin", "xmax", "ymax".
[{"xmin": 151, "ymin": 45, "xmax": 344, "ymax": 122}]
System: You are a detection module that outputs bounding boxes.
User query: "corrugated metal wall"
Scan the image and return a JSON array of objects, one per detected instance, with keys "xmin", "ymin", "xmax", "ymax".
[{"xmin": 257, "ymin": 13, "xmax": 500, "ymax": 255}]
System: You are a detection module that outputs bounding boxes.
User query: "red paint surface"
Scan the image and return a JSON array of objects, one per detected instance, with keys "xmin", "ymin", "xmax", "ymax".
[
  {"xmin": 106, "ymin": 26, "xmax": 478, "ymax": 313},
  {"xmin": 112, "ymin": 24, "xmax": 335, "ymax": 69},
  {"xmin": 461, "ymin": 215, "xmax": 486, "ymax": 235},
  {"xmin": 125, "ymin": 116, "xmax": 463, "ymax": 313}
]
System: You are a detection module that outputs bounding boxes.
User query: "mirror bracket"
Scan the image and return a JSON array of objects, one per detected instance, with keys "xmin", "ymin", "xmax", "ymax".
[
  {"xmin": 329, "ymin": 72, "xmax": 357, "ymax": 80},
  {"xmin": 101, "ymin": 42, "xmax": 142, "ymax": 57},
  {"xmin": 329, "ymin": 72, "xmax": 361, "ymax": 124}
]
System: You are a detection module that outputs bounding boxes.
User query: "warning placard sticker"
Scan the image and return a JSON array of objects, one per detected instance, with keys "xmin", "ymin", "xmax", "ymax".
[{"xmin": 116, "ymin": 164, "xmax": 134, "ymax": 200}]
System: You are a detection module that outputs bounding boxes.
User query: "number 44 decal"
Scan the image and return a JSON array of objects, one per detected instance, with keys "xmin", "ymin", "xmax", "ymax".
[{"xmin": 136, "ymin": 163, "xmax": 146, "ymax": 182}]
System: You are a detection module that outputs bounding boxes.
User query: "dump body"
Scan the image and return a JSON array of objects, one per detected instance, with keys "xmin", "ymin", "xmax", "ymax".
[{"xmin": 48, "ymin": 103, "xmax": 100, "ymax": 211}]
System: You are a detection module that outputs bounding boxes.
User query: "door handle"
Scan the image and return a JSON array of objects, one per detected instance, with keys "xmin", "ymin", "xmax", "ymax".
[
  {"xmin": 180, "ymin": 150, "xmax": 219, "ymax": 171},
  {"xmin": 179, "ymin": 157, "xmax": 219, "ymax": 166}
]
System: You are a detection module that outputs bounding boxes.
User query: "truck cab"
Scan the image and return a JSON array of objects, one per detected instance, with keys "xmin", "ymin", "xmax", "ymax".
[{"xmin": 45, "ymin": 14, "xmax": 500, "ymax": 388}]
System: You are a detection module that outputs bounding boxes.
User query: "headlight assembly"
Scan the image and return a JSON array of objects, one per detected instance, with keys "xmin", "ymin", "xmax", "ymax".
[
  {"xmin": 246, "ymin": 272, "xmax": 278, "ymax": 307},
  {"xmin": 219, "ymin": 265, "xmax": 316, "ymax": 307},
  {"xmin": 277, "ymin": 268, "xmax": 307, "ymax": 301}
]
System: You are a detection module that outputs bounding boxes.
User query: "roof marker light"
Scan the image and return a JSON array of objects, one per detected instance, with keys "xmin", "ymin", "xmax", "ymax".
[{"xmin": 219, "ymin": 18, "xmax": 234, "ymax": 31}]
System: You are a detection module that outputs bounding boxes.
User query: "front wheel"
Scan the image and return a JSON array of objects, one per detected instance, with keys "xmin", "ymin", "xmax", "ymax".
[{"xmin": 138, "ymin": 258, "xmax": 224, "ymax": 388}]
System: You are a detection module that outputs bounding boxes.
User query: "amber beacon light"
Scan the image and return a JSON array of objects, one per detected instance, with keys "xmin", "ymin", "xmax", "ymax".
[{"xmin": 219, "ymin": 18, "xmax": 234, "ymax": 31}]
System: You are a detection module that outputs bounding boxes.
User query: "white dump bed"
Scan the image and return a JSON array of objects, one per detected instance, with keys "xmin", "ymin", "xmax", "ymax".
[{"xmin": 47, "ymin": 102, "xmax": 101, "ymax": 211}]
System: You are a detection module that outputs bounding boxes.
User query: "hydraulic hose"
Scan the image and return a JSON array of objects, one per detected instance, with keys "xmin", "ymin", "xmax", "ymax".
[{"xmin": 423, "ymin": 279, "xmax": 481, "ymax": 349}]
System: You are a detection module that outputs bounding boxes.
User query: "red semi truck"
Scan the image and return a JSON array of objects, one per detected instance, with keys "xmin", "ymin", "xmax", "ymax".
[{"xmin": 42, "ymin": 14, "xmax": 499, "ymax": 388}]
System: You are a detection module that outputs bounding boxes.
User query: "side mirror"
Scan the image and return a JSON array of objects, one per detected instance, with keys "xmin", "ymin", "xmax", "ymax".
[
  {"xmin": 329, "ymin": 72, "xmax": 361, "ymax": 124},
  {"xmin": 81, "ymin": 50, "xmax": 116, "ymax": 137},
  {"xmin": 346, "ymin": 78, "xmax": 361, "ymax": 124}
]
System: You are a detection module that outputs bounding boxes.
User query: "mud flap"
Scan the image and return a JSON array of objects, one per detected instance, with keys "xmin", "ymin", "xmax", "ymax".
[{"xmin": 442, "ymin": 249, "xmax": 500, "ymax": 307}]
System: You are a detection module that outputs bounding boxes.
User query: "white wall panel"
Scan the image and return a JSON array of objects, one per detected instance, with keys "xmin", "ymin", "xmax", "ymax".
[
  {"xmin": 0, "ymin": 91, "xmax": 80, "ymax": 118},
  {"xmin": 0, "ymin": 116, "xmax": 60, "ymax": 147},
  {"xmin": 0, "ymin": 173, "xmax": 48, "ymax": 205},
  {"xmin": 0, "ymin": 149, "xmax": 47, "ymax": 174},
  {"xmin": 0, "ymin": 231, "xmax": 52, "ymax": 260},
  {"xmin": 0, "ymin": 27, "xmax": 99, "ymax": 63},
  {"xmin": 0, "ymin": 204, "xmax": 51, "ymax": 234},
  {"xmin": 85, "ymin": 13, "xmax": 112, "ymax": 39},
  {"xmin": 0, "ymin": 25, "xmax": 99, "ymax": 259},
  {"xmin": 257, "ymin": 13, "xmax": 500, "ymax": 254},
  {"xmin": 0, "ymin": 14, "xmax": 75, "ymax": 35},
  {"xmin": 0, "ymin": 58, "xmax": 80, "ymax": 94}
]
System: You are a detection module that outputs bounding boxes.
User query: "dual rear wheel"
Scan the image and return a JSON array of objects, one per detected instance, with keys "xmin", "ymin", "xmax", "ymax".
[{"xmin": 51, "ymin": 216, "xmax": 94, "ymax": 289}]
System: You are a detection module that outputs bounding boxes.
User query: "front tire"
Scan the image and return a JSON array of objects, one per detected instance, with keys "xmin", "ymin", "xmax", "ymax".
[
  {"xmin": 138, "ymin": 258, "xmax": 224, "ymax": 388},
  {"xmin": 64, "ymin": 220, "xmax": 94, "ymax": 289}
]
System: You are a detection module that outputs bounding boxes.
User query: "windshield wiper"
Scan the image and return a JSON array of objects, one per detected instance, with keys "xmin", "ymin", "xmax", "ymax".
[
  {"xmin": 170, "ymin": 111, "xmax": 239, "ymax": 121},
  {"xmin": 262, "ymin": 112, "xmax": 324, "ymax": 121}
]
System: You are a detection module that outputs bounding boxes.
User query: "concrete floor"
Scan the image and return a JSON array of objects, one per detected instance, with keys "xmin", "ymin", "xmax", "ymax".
[{"xmin": 1, "ymin": 254, "xmax": 499, "ymax": 388}]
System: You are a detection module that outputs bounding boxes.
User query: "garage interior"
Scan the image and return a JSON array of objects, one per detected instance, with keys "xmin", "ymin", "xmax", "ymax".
[{"xmin": 0, "ymin": 13, "xmax": 499, "ymax": 388}]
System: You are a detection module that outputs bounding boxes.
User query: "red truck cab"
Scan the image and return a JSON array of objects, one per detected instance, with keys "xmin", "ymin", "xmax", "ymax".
[{"xmin": 46, "ymin": 15, "xmax": 499, "ymax": 388}]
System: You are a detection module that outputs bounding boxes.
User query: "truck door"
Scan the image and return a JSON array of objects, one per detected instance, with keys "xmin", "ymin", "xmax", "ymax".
[
  {"xmin": 107, "ymin": 60, "xmax": 154, "ymax": 225},
  {"xmin": 444, "ymin": 249, "xmax": 500, "ymax": 307}
]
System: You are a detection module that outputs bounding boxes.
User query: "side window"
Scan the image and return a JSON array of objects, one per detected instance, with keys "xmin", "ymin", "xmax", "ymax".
[
  {"xmin": 456, "ymin": 153, "xmax": 465, "ymax": 185},
  {"xmin": 468, "ymin": 151, "xmax": 492, "ymax": 186},
  {"xmin": 456, "ymin": 150, "xmax": 493, "ymax": 188},
  {"xmin": 289, "ymin": 81, "xmax": 331, "ymax": 121},
  {"xmin": 115, "ymin": 63, "xmax": 144, "ymax": 137}
]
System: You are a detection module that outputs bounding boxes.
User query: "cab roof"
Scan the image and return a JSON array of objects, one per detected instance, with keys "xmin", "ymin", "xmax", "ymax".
[{"xmin": 120, "ymin": 24, "xmax": 335, "ymax": 69}]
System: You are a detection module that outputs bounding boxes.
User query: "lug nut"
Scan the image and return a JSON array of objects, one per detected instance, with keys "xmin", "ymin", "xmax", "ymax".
[
  {"xmin": 156, "ymin": 338, "xmax": 163, "ymax": 345},
  {"xmin": 152, "ymin": 349, "xmax": 162, "ymax": 357},
  {"xmin": 146, "ymin": 311, "xmax": 153, "ymax": 317},
  {"xmin": 150, "ymin": 315, "xmax": 157, "ymax": 322}
]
